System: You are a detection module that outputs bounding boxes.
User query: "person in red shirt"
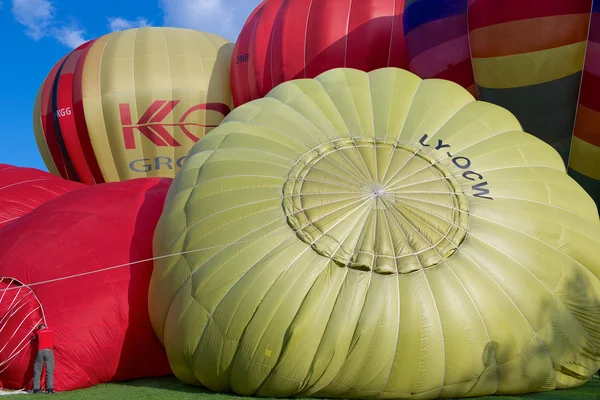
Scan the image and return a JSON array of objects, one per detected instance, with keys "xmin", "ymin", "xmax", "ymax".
[{"xmin": 31, "ymin": 324, "xmax": 55, "ymax": 394}]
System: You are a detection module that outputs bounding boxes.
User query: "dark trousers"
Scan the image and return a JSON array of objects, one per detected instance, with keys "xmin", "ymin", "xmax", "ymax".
[{"xmin": 33, "ymin": 349, "xmax": 54, "ymax": 390}]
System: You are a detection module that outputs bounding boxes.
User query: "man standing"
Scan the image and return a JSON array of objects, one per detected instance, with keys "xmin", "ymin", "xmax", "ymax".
[{"xmin": 31, "ymin": 324, "xmax": 55, "ymax": 394}]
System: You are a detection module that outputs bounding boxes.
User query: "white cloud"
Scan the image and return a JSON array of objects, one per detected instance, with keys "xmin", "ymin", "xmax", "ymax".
[
  {"xmin": 52, "ymin": 25, "xmax": 86, "ymax": 48},
  {"xmin": 12, "ymin": 0, "xmax": 55, "ymax": 40},
  {"xmin": 159, "ymin": 0, "xmax": 262, "ymax": 41},
  {"xmin": 108, "ymin": 17, "xmax": 151, "ymax": 32},
  {"xmin": 11, "ymin": 0, "xmax": 87, "ymax": 48}
]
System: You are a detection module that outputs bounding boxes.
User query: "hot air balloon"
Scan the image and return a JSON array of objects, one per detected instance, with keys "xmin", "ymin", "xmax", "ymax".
[
  {"xmin": 0, "ymin": 178, "xmax": 172, "ymax": 391},
  {"xmin": 404, "ymin": 0, "xmax": 600, "ymax": 204},
  {"xmin": 150, "ymin": 68, "xmax": 600, "ymax": 399},
  {"xmin": 568, "ymin": 2, "xmax": 600, "ymax": 202},
  {"xmin": 232, "ymin": 0, "xmax": 600, "ymax": 207},
  {"xmin": 231, "ymin": 0, "xmax": 408, "ymax": 106},
  {"xmin": 33, "ymin": 27, "xmax": 234, "ymax": 185},
  {"xmin": 0, "ymin": 164, "xmax": 83, "ymax": 229}
]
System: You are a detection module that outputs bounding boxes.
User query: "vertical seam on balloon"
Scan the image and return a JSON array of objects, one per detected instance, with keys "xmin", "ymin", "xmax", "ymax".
[
  {"xmin": 387, "ymin": 0, "xmax": 397, "ymax": 67},
  {"xmin": 304, "ymin": 0, "xmax": 315, "ymax": 79},
  {"xmin": 269, "ymin": 1, "xmax": 285, "ymax": 91},
  {"xmin": 51, "ymin": 56, "xmax": 81, "ymax": 182},
  {"xmin": 378, "ymin": 196, "xmax": 436, "ymax": 393},
  {"xmin": 344, "ymin": 0, "xmax": 353, "ymax": 68},
  {"xmin": 372, "ymin": 209, "xmax": 400, "ymax": 398},
  {"xmin": 344, "ymin": 81, "xmax": 374, "ymax": 183},
  {"xmin": 74, "ymin": 41, "xmax": 101, "ymax": 184},
  {"xmin": 566, "ymin": 2, "xmax": 595, "ymax": 170},
  {"xmin": 161, "ymin": 29, "xmax": 175, "ymax": 180},
  {"xmin": 378, "ymin": 78, "xmax": 422, "ymax": 188},
  {"xmin": 378, "ymin": 70, "xmax": 402, "ymax": 182},
  {"xmin": 466, "ymin": 1, "xmax": 480, "ymax": 100},
  {"xmin": 97, "ymin": 32, "xmax": 118, "ymax": 181},
  {"xmin": 128, "ymin": 29, "xmax": 142, "ymax": 182},
  {"xmin": 311, "ymin": 77, "xmax": 371, "ymax": 181}
]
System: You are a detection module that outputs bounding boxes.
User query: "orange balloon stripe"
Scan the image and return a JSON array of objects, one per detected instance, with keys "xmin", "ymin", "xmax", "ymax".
[
  {"xmin": 470, "ymin": 14, "xmax": 591, "ymax": 58},
  {"xmin": 573, "ymin": 105, "xmax": 600, "ymax": 146}
]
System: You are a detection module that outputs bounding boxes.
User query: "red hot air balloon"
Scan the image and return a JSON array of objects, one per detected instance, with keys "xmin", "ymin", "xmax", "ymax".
[
  {"xmin": 0, "ymin": 178, "xmax": 172, "ymax": 391},
  {"xmin": 0, "ymin": 164, "xmax": 84, "ymax": 229},
  {"xmin": 231, "ymin": 0, "xmax": 409, "ymax": 106}
]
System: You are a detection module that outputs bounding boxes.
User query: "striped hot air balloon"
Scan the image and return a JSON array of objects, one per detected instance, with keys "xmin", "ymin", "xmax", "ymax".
[
  {"xmin": 569, "ymin": 2, "xmax": 600, "ymax": 201},
  {"xmin": 33, "ymin": 27, "xmax": 233, "ymax": 185},
  {"xmin": 404, "ymin": 0, "xmax": 600, "ymax": 202},
  {"xmin": 230, "ymin": 0, "xmax": 409, "ymax": 107}
]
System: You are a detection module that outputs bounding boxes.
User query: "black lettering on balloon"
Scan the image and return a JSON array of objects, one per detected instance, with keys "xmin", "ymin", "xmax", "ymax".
[
  {"xmin": 472, "ymin": 182, "xmax": 493, "ymax": 200},
  {"xmin": 452, "ymin": 156, "xmax": 471, "ymax": 169},
  {"xmin": 415, "ymin": 136, "xmax": 493, "ymax": 200},
  {"xmin": 435, "ymin": 140, "xmax": 450, "ymax": 150},
  {"xmin": 462, "ymin": 171, "xmax": 483, "ymax": 181}
]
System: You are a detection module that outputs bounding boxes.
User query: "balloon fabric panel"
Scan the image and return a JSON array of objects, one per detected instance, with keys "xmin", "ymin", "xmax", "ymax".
[{"xmin": 0, "ymin": 178, "xmax": 172, "ymax": 391}]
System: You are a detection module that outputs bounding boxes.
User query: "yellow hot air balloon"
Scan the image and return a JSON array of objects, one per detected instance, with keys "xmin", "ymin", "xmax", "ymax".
[
  {"xmin": 149, "ymin": 67, "xmax": 600, "ymax": 399},
  {"xmin": 33, "ymin": 27, "xmax": 233, "ymax": 184}
]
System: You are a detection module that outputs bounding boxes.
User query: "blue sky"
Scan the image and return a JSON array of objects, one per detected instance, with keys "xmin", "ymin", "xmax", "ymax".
[{"xmin": 0, "ymin": 0, "xmax": 262, "ymax": 171}]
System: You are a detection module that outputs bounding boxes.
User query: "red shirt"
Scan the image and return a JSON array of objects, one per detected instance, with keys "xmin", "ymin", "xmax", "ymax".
[{"xmin": 36, "ymin": 329, "xmax": 54, "ymax": 350}]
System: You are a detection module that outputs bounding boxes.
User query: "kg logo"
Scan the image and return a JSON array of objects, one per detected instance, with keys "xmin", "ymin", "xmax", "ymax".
[{"xmin": 119, "ymin": 100, "xmax": 231, "ymax": 150}]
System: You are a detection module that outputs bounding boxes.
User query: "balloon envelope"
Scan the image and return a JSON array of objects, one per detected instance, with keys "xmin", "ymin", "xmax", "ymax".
[
  {"xmin": 0, "ymin": 164, "xmax": 83, "ymax": 229},
  {"xmin": 0, "ymin": 178, "xmax": 172, "ymax": 391},
  {"xmin": 231, "ymin": 0, "xmax": 409, "ymax": 106},
  {"xmin": 33, "ymin": 27, "xmax": 233, "ymax": 185},
  {"xmin": 150, "ymin": 67, "xmax": 600, "ymax": 399}
]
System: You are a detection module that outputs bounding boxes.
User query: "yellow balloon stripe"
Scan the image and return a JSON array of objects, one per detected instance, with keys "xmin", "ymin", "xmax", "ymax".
[
  {"xmin": 32, "ymin": 82, "xmax": 60, "ymax": 176},
  {"xmin": 472, "ymin": 42, "xmax": 586, "ymax": 89},
  {"xmin": 81, "ymin": 33, "xmax": 119, "ymax": 181},
  {"xmin": 569, "ymin": 137, "xmax": 600, "ymax": 180}
]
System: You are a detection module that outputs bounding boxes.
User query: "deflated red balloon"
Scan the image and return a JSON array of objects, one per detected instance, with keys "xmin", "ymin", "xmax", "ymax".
[
  {"xmin": 0, "ymin": 164, "xmax": 83, "ymax": 229},
  {"xmin": 0, "ymin": 178, "xmax": 172, "ymax": 391}
]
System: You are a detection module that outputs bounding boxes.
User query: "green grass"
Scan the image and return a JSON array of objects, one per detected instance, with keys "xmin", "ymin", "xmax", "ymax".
[{"xmin": 3, "ymin": 375, "xmax": 599, "ymax": 399}]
